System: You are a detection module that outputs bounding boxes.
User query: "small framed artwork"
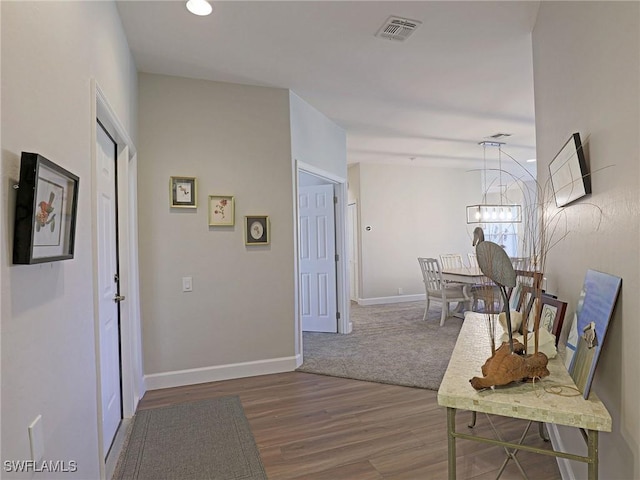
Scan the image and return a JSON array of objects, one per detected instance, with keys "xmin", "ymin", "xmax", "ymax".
[
  {"xmin": 539, "ymin": 295, "xmax": 568, "ymax": 342},
  {"xmin": 245, "ymin": 215, "xmax": 269, "ymax": 245},
  {"xmin": 13, "ymin": 152, "xmax": 80, "ymax": 264},
  {"xmin": 208, "ymin": 195, "xmax": 235, "ymax": 226},
  {"xmin": 170, "ymin": 176, "xmax": 197, "ymax": 208}
]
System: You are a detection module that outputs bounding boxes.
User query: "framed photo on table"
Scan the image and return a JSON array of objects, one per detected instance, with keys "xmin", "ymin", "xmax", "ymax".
[
  {"xmin": 245, "ymin": 216, "xmax": 269, "ymax": 245},
  {"xmin": 539, "ymin": 295, "xmax": 568, "ymax": 340},
  {"xmin": 170, "ymin": 176, "xmax": 197, "ymax": 208},
  {"xmin": 208, "ymin": 195, "xmax": 234, "ymax": 226},
  {"xmin": 13, "ymin": 152, "xmax": 79, "ymax": 264}
]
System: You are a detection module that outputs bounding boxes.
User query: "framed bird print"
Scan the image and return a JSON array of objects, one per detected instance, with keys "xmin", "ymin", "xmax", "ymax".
[
  {"xmin": 170, "ymin": 176, "xmax": 197, "ymax": 208},
  {"xmin": 245, "ymin": 215, "xmax": 269, "ymax": 245},
  {"xmin": 13, "ymin": 152, "xmax": 79, "ymax": 264}
]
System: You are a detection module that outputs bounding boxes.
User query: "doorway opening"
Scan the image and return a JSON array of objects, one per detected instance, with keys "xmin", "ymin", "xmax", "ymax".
[{"xmin": 294, "ymin": 161, "xmax": 350, "ymax": 366}]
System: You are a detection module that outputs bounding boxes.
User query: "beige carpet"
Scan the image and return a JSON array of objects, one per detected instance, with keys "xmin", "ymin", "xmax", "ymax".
[
  {"xmin": 297, "ymin": 301, "xmax": 464, "ymax": 390},
  {"xmin": 113, "ymin": 396, "xmax": 267, "ymax": 480}
]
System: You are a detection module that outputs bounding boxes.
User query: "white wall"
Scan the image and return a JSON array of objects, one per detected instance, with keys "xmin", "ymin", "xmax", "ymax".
[
  {"xmin": 1, "ymin": 1, "xmax": 137, "ymax": 477},
  {"xmin": 290, "ymin": 91, "xmax": 347, "ymax": 179},
  {"xmin": 533, "ymin": 2, "xmax": 639, "ymax": 478},
  {"xmin": 138, "ymin": 74, "xmax": 297, "ymax": 385},
  {"xmin": 350, "ymin": 163, "xmax": 482, "ymax": 300}
]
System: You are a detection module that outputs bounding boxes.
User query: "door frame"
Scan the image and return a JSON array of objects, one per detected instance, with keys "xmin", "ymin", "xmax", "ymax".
[
  {"xmin": 348, "ymin": 202, "xmax": 359, "ymax": 302},
  {"xmin": 91, "ymin": 80, "xmax": 144, "ymax": 476},
  {"xmin": 294, "ymin": 161, "xmax": 350, "ymax": 366}
]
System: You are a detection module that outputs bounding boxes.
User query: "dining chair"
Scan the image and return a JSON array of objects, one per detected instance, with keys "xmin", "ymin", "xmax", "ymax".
[
  {"xmin": 467, "ymin": 252, "xmax": 479, "ymax": 268},
  {"xmin": 440, "ymin": 253, "xmax": 465, "ymax": 270},
  {"xmin": 510, "ymin": 257, "xmax": 530, "ymax": 271},
  {"xmin": 418, "ymin": 257, "xmax": 470, "ymax": 326},
  {"xmin": 440, "ymin": 253, "xmax": 467, "ymax": 287}
]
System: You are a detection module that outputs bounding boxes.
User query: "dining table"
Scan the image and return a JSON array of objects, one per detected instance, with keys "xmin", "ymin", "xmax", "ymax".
[
  {"xmin": 440, "ymin": 266, "xmax": 488, "ymax": 317},
  {"xmin": 441, "ymin": 266, "xmax": 486, "ymax": 285}
]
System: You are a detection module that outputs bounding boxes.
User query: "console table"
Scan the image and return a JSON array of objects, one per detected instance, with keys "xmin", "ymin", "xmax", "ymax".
[{"xmin": 437, "ymin": 312, "xmax": 611, "ymax": 480}]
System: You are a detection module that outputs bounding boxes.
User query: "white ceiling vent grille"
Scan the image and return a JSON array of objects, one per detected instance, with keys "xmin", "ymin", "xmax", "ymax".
[
  {"xmin": 487, "ymin": 133, "xmax": 512, "ymax": 140},
  {"xmin": 376, "ymin": 16, "xmax": 422, "ymax": 42}
]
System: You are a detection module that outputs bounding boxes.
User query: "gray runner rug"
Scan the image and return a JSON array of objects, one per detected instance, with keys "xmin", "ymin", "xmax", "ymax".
[
  {"xmin": 113, "ymin": 396, "xmax": 267, "ymax": 480},
  {"xmin": 297, "ymin": 301, "xmax": 464, "ymax": 390}
]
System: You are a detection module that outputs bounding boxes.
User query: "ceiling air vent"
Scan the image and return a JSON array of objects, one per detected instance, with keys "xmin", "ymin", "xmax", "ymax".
[
  {"xmin": 376, "ymin": 16, "xmax": 422, "ymax": 42},
  {"xmin": 487, "ymin": 133, "xmax": 512, "ymax": 140}
]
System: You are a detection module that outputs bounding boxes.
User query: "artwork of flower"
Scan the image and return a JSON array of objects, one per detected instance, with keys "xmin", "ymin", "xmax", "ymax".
[
  {"xmin": 215, "ymin": 198, "xmax": 228, "ymax": 218},
  {"xmin": 208, "ymin": 195, "xmax": 234, "ymax": 226}
]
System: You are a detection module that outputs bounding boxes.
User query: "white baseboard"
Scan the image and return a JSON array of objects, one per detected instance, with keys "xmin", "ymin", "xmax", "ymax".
[
  {"xmin": 546, "ymin": 422, "xmax": 575, "ymax": 480},
  {"xmin": 357, "ymin": 294, "xmax": 425, "ymax": 306},
  {"xmin": 144, "ymin": 355, "xmax": 298, "ymax": 391}
]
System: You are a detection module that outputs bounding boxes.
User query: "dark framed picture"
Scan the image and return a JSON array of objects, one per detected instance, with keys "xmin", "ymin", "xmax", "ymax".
[
  {"xmin": 13, "ymin": 152, "xmax": 79, "ymax": 264},
  {"xmin": 549, "ymin": 132, "xmax": 591, "ymax": 207},
  {"xmin": 245, "ymin": 215, "xmax": 269, "ymax": 245},
  {"xmin": 539, "ymin": 295, "xmax": 568, "ymax": 342},
  {"xmin": 170, "ymin": 176, "xmax": 197, "ymax": 208}
]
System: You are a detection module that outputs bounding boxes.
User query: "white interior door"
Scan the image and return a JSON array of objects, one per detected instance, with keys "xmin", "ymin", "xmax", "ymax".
[
  {"xmin": 299, "ymin": 184, "xmax": 337, "ymax": 332},
  {"xmin": 96, "ymin": 123, "xmax": 122, "ymax": 455}
]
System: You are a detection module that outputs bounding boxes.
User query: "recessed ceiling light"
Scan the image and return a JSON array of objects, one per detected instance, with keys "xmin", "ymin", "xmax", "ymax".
[{"xmin": 186, "ymin": 0, "xmax": 212, "ymax": 16}]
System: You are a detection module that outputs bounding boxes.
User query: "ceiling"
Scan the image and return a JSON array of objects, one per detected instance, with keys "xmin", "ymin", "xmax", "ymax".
[{"xmin": 116, "ymin": 1, "xmax": 540, "ymax": 177}]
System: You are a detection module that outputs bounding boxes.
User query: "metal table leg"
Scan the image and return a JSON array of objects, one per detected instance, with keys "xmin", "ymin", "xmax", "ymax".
[
  {"xmin": 447, "ymin": 407, "xmax": 457, "ymax": 480},
  {"xmin": 587, "ymin": 429, "xmax": 598, "ymax": 480}
]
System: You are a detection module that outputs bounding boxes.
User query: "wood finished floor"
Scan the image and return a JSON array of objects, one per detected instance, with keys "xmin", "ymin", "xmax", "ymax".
[{"xmin": 137, "ymin": 372, "xmax": 561, "ymax": 480}]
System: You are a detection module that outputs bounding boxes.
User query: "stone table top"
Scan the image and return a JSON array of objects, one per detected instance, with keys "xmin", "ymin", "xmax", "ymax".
[{"xmin": 437, "ymin": 312, "xmax": 612, "ymax": 432}]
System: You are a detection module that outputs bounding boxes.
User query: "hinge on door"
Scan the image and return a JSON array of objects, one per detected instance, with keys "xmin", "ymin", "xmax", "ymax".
[
  {"xmin": 334, "ymin": 196, "xmax": 338, "ymax": 205},
  {"xmin": 114, "ymin": 273, "xmax": 119, "ymax": 283},
  {"xmin": 336, "ymin": 311, "xmax": 341, "ymax": 320},
  {"xmin": 335, "ymin": 254, "xmax": 339, "ymax": 262}
]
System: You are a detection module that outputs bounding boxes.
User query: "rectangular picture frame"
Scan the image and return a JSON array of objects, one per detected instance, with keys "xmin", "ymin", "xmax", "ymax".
[
  {"xmin": 569, "ymin": 269, "xmax": 622, "ymax": 399},
  {"xmin": 170, "ymin": 176, "xmax": 197, "ymax": 208},
  {"xmin": 549, "ymin": 132, "xmax": 591, "ymax": 207},
  {"xmin": 208, "ymin": 195, "xmax": 235, "ymax": 226},
  {"xmin": 539, "ymin": 295, "xmax": 568, "ymax": 342},
  {"xmin": 245, "ymin": 215, "xmax": 269, "ymax": 245},
  {"xmin": 13, "ymin": 152, "xmax": 80, "ymax": 264}
]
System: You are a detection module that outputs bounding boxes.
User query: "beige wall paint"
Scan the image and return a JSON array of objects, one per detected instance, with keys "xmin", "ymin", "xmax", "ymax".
[
  {"xmin": 533, "ymin": 2, "xmax": 639, "ymax": 478},
  {"xmin": 352, "ymin": 163, "xmax": 482, "ymax": 299},
  {"xmin": 290, "ymin": 91, "xmax": 347, "ymax": 179},
  {"xmin": 138, "ymin": 74, "xmax": 296, "ymax": 376},
  {"xmin": 1, "ymin": 1, "xmax": 137, "ymax": 475}
]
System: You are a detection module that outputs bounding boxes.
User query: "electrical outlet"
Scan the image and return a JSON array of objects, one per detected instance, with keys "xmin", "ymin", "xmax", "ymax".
[
  {"xmin": 182, "ymin": 276, "xmax": 193, "ymax": 292},
  {"xmin": 28, "ymin": 415, "xmax": 44, "ymax": 462}
]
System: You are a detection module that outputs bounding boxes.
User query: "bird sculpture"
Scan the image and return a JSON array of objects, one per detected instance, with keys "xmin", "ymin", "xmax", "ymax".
[
  {"xmin": 472, "ymin": 227, "xmax": 516, "ymax": 353},
  {"xmin": 470, "ymin": 227, "xmax": 549, "ymax": 389}
]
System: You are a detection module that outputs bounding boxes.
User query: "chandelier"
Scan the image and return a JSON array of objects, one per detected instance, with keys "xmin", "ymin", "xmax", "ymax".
[{"xmin": 466, "ymin": 141, "xmax": 522, "ymax": 224}]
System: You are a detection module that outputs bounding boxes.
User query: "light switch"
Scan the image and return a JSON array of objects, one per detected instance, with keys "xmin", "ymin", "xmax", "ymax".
[
  {"xmin": 182, "ymin": 276, "xmax": 193, "ymax": 292},
  {"xmin": 29, "ymin": 415, "xmax": 44, "ymax": 462}
]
